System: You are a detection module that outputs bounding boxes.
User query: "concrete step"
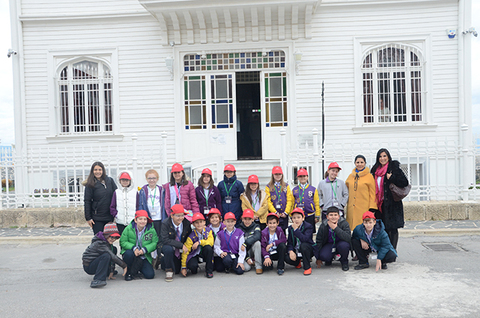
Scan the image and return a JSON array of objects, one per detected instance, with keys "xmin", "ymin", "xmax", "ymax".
[{"xmin": 231, "ymin": 159, "xmax": 280, "ymax": 186}]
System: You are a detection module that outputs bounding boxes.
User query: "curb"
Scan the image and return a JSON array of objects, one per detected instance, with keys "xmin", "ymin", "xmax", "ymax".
[{"xmin": 399, "ymin": 228, "xmax": 480, "ymax": 237}]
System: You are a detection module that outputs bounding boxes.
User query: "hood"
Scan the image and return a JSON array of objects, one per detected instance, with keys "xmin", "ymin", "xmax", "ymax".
[
  {"xmin": 94, "ymin": 231, "xmax": 108, "ymax": 242},
  {"xmin": 117, "ymin": 170, "xmax": 135, "ymax": 192},
  {"xmin": 372, "ymin": 219, "xmax": 385, "ymax": 237}
]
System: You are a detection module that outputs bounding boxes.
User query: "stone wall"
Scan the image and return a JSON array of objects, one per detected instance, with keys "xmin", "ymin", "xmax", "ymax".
[{"xmin": 1, "ymin": 201, "xmax": 480, "ymax": 228}]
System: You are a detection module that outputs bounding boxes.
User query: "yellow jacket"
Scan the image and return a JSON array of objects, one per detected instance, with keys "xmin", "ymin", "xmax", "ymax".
[
  {"xmin": 240, "ymin": 189, "xmax": 270, "ymax": 224},
  {"xmin": 181, "ymin": 228, "xmax": 214, "ymax": 268},
  {"xmin": 345, "ymin": 167, "xmax": 377, "ymax": 231},
  {"xmin": 265, "ymin": 184, "xmax": 294, "ymax": 215}
]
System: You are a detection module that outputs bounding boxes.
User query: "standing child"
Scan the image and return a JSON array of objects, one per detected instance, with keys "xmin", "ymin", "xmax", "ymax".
[
  {"xmin": 164, "ymin": 163, "xmax": 199, "ymax": 222},
  {"xmin": 195, "ymin": 168, "xmax": 222, "ymax": 217},
  {"xmin": 261, "ymin": 213, "xmax": 287, "ymax": 275},
  {"xmin": 237, "ymin": 209, "xmax": 263, "ymax": 274},
  {"xmin": 352, "ymin": 211, "xmax": 397, "ymax": 271},
  {"xmin": 206, "ymin": 208, "xmax": 226, "ymax": 272},
  {"xmin": 241, "ymin": 175, "xmax": 269, "ymax": 230},
  {"xmin": 181, "ymin": 213, "xmax": 214, "ymax": 278},
  {"xmin": 218, "ymin": 164, "xmax": 245, "ymax": 223},
  {"xmin": 285, "ymin": 208, "xmax": 319, "ymax": 275},
  {"xmin": 110, "ymin": 171, "xmax": 137, "ymax": 235},
  {"xmin": 292, "ymin": 168, "xmax": 320, "ymax": 229},
  {"xmin": 317, "ymin": 162, "xmax": 349, "ymax": 220},
  {"xmin": 315, "ymin": 206, "xmax": 351, "ymax": 271},
  {"xmin": 266, "ymin": 166, "xmax": 294, "ymax": 233},
  {"xmin": 213, "ymin": 212, "xmax": 246, "ymax": 275}
]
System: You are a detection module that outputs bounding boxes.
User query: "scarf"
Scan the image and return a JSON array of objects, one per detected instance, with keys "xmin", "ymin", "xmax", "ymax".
[{"xmin": 374, "ymin": 163, "xmax": 389, "ymax": 212}]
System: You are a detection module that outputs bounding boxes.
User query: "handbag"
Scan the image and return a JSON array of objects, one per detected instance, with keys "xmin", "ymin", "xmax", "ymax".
[{"xmin": 389, "ymin": 183, "xmax": 411, "ymax": 201}]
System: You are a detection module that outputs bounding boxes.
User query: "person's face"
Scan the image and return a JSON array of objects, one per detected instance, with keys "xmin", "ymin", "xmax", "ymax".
[
  {"xmin": 363, "ymin": 218, "xmax": 376, "ymax": 232},
  {"xmin": 249, "ymin": 183, "xmax": 258, "ymax": 191},
  {"xmin": 135, "ymin": 216, "xmax": 148, "ymax": 229},
  {"xmin": 273, "ymin": 173, "xmax": 283, "ymax": 182},
  {"xmin": 193, "ymin": 219, "xmax": 206, "ymax": 232},
  {"xmin": 291, "ymin": 213, "xmax": 304, "ymax": 225},
  {"xmin": 328, "ymin": 168, "xmax": 339, "ymax": 180},
  {"xmin": 93, "ymin": 165, "xmax": 103, "ymax": 179},
  {"xmin": 298, "ymin": 175, "xmax": 308, "ymax": 184},
  {"xmin": 326, "ymin": 212, "xmax": 339, "ymax": 223},
  {"xmin": 224, "ymin": 171, "xmax": 234, "ymax": 178},
  {"xmin": 355, "ymin": 158, "xmax": 366, "ymax": 171},
  {"xmin": 267, "ymin": 218, "xmax": 279, "ymax": 232},
  {"xmin": 202, "ymin": 174, "xmax": 211, "ymax": 186},
  {"xmin": 120, "ymin": 179, "xmax": 130, "ymax": 187},
  {"xmin": 173, "ymin": 171, "xmax": 184, "ymax": 182},
  {"xmin": 242, "ymin": 217, "xmax": 253, "ymax": 227},
  {"xmin": 209, "ymin": 214, "xmax": 221, "ymax": 226},
  {"xmin": 106, "ymin": 235, "xmax": 119, "ymax": 244},
  {"xmin": 147, "ymin": 173, "xmax": 158, "ymax": 188},
  {"xmin": 171, "ymin": 213, "xmax": 185, "ymax": 226},
  {"xmin": 379, "ymin": 152, "xmax": 389, "ymax": 166},
  {"xmin": 224, "ymin": 219, "xmax": 236, "ymax": 230}
]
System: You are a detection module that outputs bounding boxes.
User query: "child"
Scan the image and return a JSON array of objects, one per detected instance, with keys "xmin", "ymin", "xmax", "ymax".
[
  {"xmin": 240, "ymin": 174, "xmax": 269, "ymax": 230},
  {"xmin": 285, "ymin": 208, "xmax": 319, "ymax": 275},
  {"xmin": 119, "ymin": 210, "xmax": 158, "ymax": 281},
  {"xmin": 110, "ymin": 171, "xmax": 137, "ymax": 235},
  {"xmin": 206, "ymin": 208, "xmax": 226, "ymax": 271},
  {"xmin": 352, "ymin": 211, "xmax": 397, "ymax": 271},
  {"xmin": 195, "ymin": 168, "xmax": 222, "ymax": 217},
  {"xmin": 164, "ymin": 163, "xmax": 199, "ymax": 222},
  {"xmin": 292, "ymin": 168, "xmax": 320, "ymax": 229},
  {"xmin": 261, "ymin": 213, "xmax": 287, "ymax": 275},
  {"xmin": 158, "ymin": 204, "xmax": 192, "ymax": 282},
  {"xmin": 218, "ymin": 164, "xmax": 245, "ymax": 223},
  {"xmin": 266, "ymin": 166, "xmax": 294, "ymax": 233},
  {"xmin": 317, "ymin": 162, "xmax": 349, "ymax": 220},
  {"xmin": 82, "ymin": 222, "xmax": 127, "ymax": 288},
  {"xmin": 237, "ymin": 209, "xmax": 263, "ymax": 274},
  {"xmin": 181, "ymin": 213, "xmax": 214, "ymax": 278},
  {"xmin": 315, "ymin": 206, "xmax": 351, "ymax": 271},
  {"xmin": 213, "ymin": 212, "xmax": 246, "ymax": 275}
]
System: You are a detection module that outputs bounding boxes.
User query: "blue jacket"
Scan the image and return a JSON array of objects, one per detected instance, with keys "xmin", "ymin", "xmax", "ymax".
[
  {"xmin": 137, "ymin": 184, "xmax": 167, "ymax": 220},
  {"xmin": 286, "ymin": 221, "xmax": 319, "ymax": 259},
  {"xmin": 352, "ymin": 220, "xmax": 397, "ymax": 260},
  {"xmin": 218, "ymin": 175, "xmax": 245, "ymax": 219}
]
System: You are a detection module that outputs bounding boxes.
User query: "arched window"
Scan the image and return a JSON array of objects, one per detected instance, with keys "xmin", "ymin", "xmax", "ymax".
[
  {"xmin": 362, "ymin": 44, "xmax": 423, "ymax": 124},
  {"xmin": 57, "ymin": 60, "xmax": 113, "ymax": 134}
]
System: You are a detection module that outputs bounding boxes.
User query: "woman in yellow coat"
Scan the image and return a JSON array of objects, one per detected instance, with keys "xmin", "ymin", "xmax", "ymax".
[
  {"xmin": 345, "ymin": 155, "xmax": 377, "ymax": 231},
  {"xmin": 241, "ymin": 175, "xmax": 270, "ymax": 230}
]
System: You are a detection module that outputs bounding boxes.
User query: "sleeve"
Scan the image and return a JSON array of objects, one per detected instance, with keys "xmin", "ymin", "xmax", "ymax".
[
  {"xmin": 110, "ymin": 191, "xmax": 118, "ymax": 217},
  {"xmin": 143, "ymin": 229, "xmax": 159, "ymax": 253},
  {"xmin": 119, "ymin": 228, "xmax": 135, "ymax": 252},
  {"xmin": 341, "ymin": 181, "xmax": 349, "ymax": 208},
  {"xmin": 275, "ymin": 229, "xmax": 287, "ymax": 245},
  {"xmin": 241, "ymin": 195, "xmax": 251, "ymax": 212},
  {"xmin": 313, "ymin": 189, "xmax": 321, "ymax": 217},
  {"xmin": 237, "ymin": 235, "xmax": 246, "ymax": 264},
  {"xmin": 163, "ymin": 184, "xmax": 171, "ymax": 216},
  {"xmin": 214, "ymin": 234, "xmax": 223, "ymax": 256},
  {"xmin": 376, "ymin": 231, "xmax": 391, "ymax": 260},
  {"xmin": 261, "ymin": 232, "xmax": 269, "ymax": 258},
  {"xmin": 84, "ymin": 186, "xmax": 93, "ymax": 221},
  {"xmin": 265, "ymin": 186, "xmax": 277, "ymax": 213},
  {"xmin": 237, "ymin": 181, "xmax": 245, "ymax": 198},
  {"xmin": 214, "ymin": 187, "xmax": 223, "ymax": 213},
  {"xmin": 390, "ymin": 162, "xmax": 409, "ymax": 188},
  {"xmin": 97, "ymin": 242, "xmax": 127, "ymax": 268},
  {"xmin": 286, "ymin": 227, "xmax": 294, "ymax": 252},
  {"xmin": 315, "ymin": 225, "xmax": 323, "ymax": 246},
  {"xmin": 201, "ymin": 230, "xmax": 214, "ymax": 247},
  {"xmin": 188, "ymin": 183, "xmax": 200, "ymax": 214},
  {"xmin": 136, "ymin": 190, "xmax": 140, "ymax": 211},
  {"xmin": 367, "ymin": 174, "xmax": 378, "ymax": 210},
  {"xmin": 258, "ymin": 192, "xmax": 270, "ymax": 220},
  {"xmin": 182, "ymin": 236, "xmax": 194, "ymax": 268},
  {"xmin": 334, "ymin": 221, "xmax": 352, "ymax": 244},
  {"xmin": 285, "ymin": 186, "xmax": 294, "ymax": 215},
  {"xmin": 159, "ymin": 222, "xmax": 184, "ymax": 249},
  {"xmin": 244, "ymin": 225, "xmax": 261, "ymax": 248},
  {"xmin": 317, "ymin": 182, "xmax": 325, "ymax": 208},
  {"xmin": 293, "ymin": 224, "xmax": 313, "ymax": 243},
  {"xmin": 351, "ymin": 226, "xmax": 362, "ymax": 241}
]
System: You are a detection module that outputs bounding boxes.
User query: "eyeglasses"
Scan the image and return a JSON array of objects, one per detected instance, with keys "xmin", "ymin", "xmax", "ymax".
[{"xmin": 147, "ymin": 178, "xmax": 157, "ymax": 180}]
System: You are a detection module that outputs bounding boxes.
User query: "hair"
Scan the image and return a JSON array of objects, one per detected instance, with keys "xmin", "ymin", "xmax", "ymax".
[
  {"xmin": 145, "ymin": 169, "xmax": 159, "ymax": 180},
  {"xmin": 197, "ymin": 173, "xmax": 214, "ymax": 189},
  {"xmin": 268, "ymin": 174, "xmax": 286, "ymax": 193},
  {"xmin": 85, "ymin": 161, "xmax": 106, "ymax": 188},
  {"xmin": 326, "ymin": 206, "xmax": 340, "ymax": 215},
  {"xmin": 266, "ymin": 215, "xmax": 279, "ymax": 224},
  {"xmin": 324, "ymin": 168, "xmax": 340, "ymax": 179},
  {"xmin": 371, "ymin": 148, "xmax": 393, "ymax": 174},
  {"xmin": 208, "ymin": 213, "xmax": 222, "ymax": 222},
  {"xmin": 354, "ymin": 155, "xmax": 366, "ymax": 163},
  {"xmin": 245, "ymin": 182, "xmax": 260, "ymax": 205},
  {"xmin": 170, "ymin": 170, "xmax": 188, "ymax": 186}
]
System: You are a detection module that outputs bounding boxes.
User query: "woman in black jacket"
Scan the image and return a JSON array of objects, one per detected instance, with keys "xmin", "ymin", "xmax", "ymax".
[
  {"xmin": 370, "ymin": 148, "xmax": 409, "ymax": 250},
  {"xmin": 84, "ymin": 161, "xmax": 117, "ymax": 234}
]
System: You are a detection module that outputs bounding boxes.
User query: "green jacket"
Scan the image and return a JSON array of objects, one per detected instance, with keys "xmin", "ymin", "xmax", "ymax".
[{"xmin": 120, "ymin": 221, "xmax": 158, "ymax": 264}]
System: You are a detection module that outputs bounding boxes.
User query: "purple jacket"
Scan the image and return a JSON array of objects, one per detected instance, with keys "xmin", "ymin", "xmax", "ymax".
[
  {"xmin": 195, "ymin": 185, "xmax": 223, "ymax": 214},
  {"xmin": 261, "ymin": 227, "xmax": 287, "ymax": 258},
  {"xmin": 218, "ymin": 228, "xmax": 244, "ymax": 254},
  {"xmin": 163, "ymin": 181, "xmax": 200, "ymax": 220}
]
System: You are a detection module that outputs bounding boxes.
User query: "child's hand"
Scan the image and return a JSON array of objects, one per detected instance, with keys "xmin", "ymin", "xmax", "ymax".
[
  {"xmin": 264, "ymin": 258, "xmax": 272, "ymax": 267},
  {"xmin": 316, "ymin": 260, "xmax": 322, "ymax": 268},
  {"xmin": 246, "ymin": 258, "xmax": 254, "ymax": 266},
  {"xmin": 182, "ymin": 245, "xmax": 188, "ymax": 254},
  {"xmin": 360, "ymin": 239, "xmax": 369, "ymax": 250},
  {"xmin": 134, "ymin": 249, "xmax": 141, "ymax": 257},
  {"xmin": 292, "ymin": 223, "xmax": 300, "ymax": 230},
  {"xmin": 241, "ymin": 245, "xmax": 246, "ymax": 251},
  {"xmin": 327, "ymin": 220, "xmax": 337, "ymax": 230},
  {"xmin": 376, "ymin": 259, "xmax": 382, "ymax": 272},
  {"xmin": 315, "ymin": 217, "xmax": 320, "ymax": 224},
  {"xmin": 237, "ymin": 262, "xmax": 245, "ymax": 270},
  {"xmin": 266, "ymin": 243, "xmax": 273, "ymax": 251},
  {"xmin": 289, "ymin": 250, "xmax": 297, "ymax": 261},
  {"xmin": 192, "ymin": 242, "xmax": 200, "ymax": 250},
  {"xmin": 280, "ymin": 213, "xmax": 287, "ymax": 218},
  {"xmin": 108, "ymin": 272, "xmax": 116, "ymax": 280},
  {"xmin": 122, "ymin": 267, "xmax": 128, "ymax": 277},
  {"xmin": 181, "ymin": 268, "xmax": 187, "ymax": 277},
  {"xmin": 220, "ymin": 252, "xmax": 227, "ymax": 258}
]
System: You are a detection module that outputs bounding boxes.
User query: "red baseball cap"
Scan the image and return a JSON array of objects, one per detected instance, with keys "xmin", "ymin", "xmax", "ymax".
[
  {"xmin": 297, "ymin": 169, "xmax": 308, "ymax": 177},
  {"xmin": 224, "ymin": 212, "xmax": 236, "ymax": 221},
  {"xmin": 242, "ymin": 209, "xmax": 254, "ymax": 219},
  {"xmin": 362, "ymin": 211, "xmax": 376, "ymax": 220},
  {"xmin": 272, "ymin": 166, "xmax": 283, "ymax": 174},
  {"xmin": 171, "ymin": 163, "xmax": 184, "ymax": 173},
  {"xmin": 266, "ymin": 212, "xmax": 279, "ymax": 220},
  {"xmin": 202, "ymin": 168, "xmax": 212, "ymax": 176},
  {"xmin": 224, "ymin": 164, "xmax": 236, "ymax": 172},
  {"xmin": 135, "ymin": 210, "xmax": 152, "ymax": 223},
  {"xmin": 192, "ymin": 212, "xmax": 205, "ymax": 223},
  {"xmin": 248, "ymin": 175, "xmax": 259, "ymax": 184},
  {"xmin": 171, "ymin": 204, "xmax": 188, "ymax": 215},
  {"xmin": 328, "ymin": 162, "xmax": 341, "ymax": 170},
  {"xmin": 207, "ymin": 208, "xmax": 221, "ymax": 216},
  {"xmin": 119, "ymin": 172, "xmax": 131, "ymax": 180},
  {"xmin": 291, "ymin": 207, "xmax": 305, "ymax": 217}
]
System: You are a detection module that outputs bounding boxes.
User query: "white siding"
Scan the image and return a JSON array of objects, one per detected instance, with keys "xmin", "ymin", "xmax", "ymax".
[{"xmin": 21, "ymin": 0, "xmax": 146, "ymax": 16}]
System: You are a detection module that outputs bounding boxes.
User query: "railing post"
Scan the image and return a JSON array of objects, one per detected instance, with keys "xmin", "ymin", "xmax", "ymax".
[
  {"xmin": 312, "ymin": 128, "xmax": 319, "ymax": 187},
  {"xmin": 280, "ymin": 128, "xmax": 287, "ymax": 182},
  {"xmin": 461, "ymin": 124, "xmax": 469, "ymax": 200},
  {"xmin": 161, "ymin": 131, "xmax": 168, "ymax": 182},
  {"xmin": 132, "ymin": 134, "xmax": 138, "ymax": 185}
]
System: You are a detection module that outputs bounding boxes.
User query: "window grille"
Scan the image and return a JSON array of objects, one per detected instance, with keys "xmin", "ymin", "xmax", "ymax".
[
  {"xmin": 184, "ymin": 51, "xmax": 285, "ymax": 72},
  {"xmin": 211, "ymin": 74, "xmax": 234, "ymax": 129},
  {"xmin": 265, "ymin": 72, "xmax": 287, "ymax": 127},
  {"xmin": 184, "ymin": 75, "xmax": 206, "ymax": 130}
]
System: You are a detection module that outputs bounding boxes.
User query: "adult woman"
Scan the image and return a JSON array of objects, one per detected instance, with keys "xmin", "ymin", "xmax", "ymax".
[
  {"xmin": 370, "ymin": 148, "xmax": 409, "ymax": 250},
  {"xmin": 345, "ymin": 155, "xmax": 377, "ymax": 231},
  {"xmin": 317, "ymin": 162, "xmax": 348, "ymax": 220},
  {"xmin": 163, "ymin": 163, "xmax": 199, "ymax": 222},
  {"xmin": 84, "ymin": 161, "xmax": 117, "ymax": 234},
  {"xmin": 240, "ymin": 174, "xmax": 269, "ymax": 230},
  {"xmin": 195, "ymin": 168, "xmax": 222, "ymax": 216}
]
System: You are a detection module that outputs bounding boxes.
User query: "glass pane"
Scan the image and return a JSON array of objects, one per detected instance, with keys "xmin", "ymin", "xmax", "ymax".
[
  {"xmin": 216, "ymin": 80, "xmax": 228, "ymax": 99},
  {"xmin": 270, "ymin": 102, "xmax": 283, "ymax": 122},
  {"xmin": 393, "ymin": 72, "xmax": 406, "ymax": 122},
  {"xmin": 190, "ymin": 106, "xmax": 202, "ymax": 125},
  {"xmin": 270, "ymin": 78, "xmax": 281, "ymax": 97},
  {"xmin": 189, "ymin": 81, "xmax": 201, "ymax": 100},
  {"xmin": 73, "ymin": 61, "xmax": 98, "ymax": 79},
  {"xmin": 217, "ymin": 104, "xmax": 228, "ymax": 124}
]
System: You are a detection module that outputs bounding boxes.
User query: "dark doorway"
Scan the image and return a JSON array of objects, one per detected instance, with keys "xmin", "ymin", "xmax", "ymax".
[{"xmin": 236, "ymin": 71, "xmax": 262, "ymax": 160}]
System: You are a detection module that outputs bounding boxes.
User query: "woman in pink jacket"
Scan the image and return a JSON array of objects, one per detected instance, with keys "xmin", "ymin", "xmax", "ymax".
[{"xmin": 163, "ymin": 163, "xmax": 199, "ymax": 222}]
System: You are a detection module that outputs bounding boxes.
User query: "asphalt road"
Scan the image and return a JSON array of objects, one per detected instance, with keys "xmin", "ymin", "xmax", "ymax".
[{"xmin": 0, "ymin": 235, "xmax": 479, "ymax": 318}]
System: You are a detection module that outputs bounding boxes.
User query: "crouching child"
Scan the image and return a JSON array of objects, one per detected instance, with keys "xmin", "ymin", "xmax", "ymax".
[
  {"xmin": 261, "ymin": 213, "xmax": 287, "ymax": 275},
  {"xmin": 238, "ymin": 209, "xmax": 263, "ymax": 274},
  {"xmin": 213, "ymin": 212, "xmax": 246, "ymax": 275}
]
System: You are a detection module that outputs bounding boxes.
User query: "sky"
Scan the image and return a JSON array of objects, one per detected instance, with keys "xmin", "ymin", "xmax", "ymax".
[{"xmin": 0, "ymin": 1, "xmax": 479, "ymax": 146}]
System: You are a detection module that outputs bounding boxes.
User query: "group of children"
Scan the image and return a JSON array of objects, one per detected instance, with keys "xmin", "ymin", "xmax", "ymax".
[{"xmin": 82, "ymin": 163, "xmax": 397, "ymax": 288}]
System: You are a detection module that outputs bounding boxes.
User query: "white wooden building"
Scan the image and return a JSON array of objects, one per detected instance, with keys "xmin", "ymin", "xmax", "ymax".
[{"xmin": 6, "ymin": 0, "xmax": 477, "ymax": 208}]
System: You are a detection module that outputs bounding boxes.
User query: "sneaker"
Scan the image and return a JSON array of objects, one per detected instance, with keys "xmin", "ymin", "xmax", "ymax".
[
  {"xmin": 381, "ymin": 263, "xmax": 388, "ymax": 270},
  {"xmin": 206, "ymin": 272, "xmax": 214, "ymax": 278},
  {"xmin": 90, "ymin": 280, "xmax": 106, "ymax": 288},
  {"xmin": 303, "ymin": 268, "xmax": 312, "ymax": 275},
  {"xmin": 277, "ymin": 269, "xmax": 284, "ymax": 275},
  {"xmin": 124, "ymin": 274, "xmax": 133, "ymax": 281},
  {"xmin": 165, "ymin": 271, "xmax": 174, "ymax": 282},
  {"xmin": 342, "ymin": 263, "xmax": 349, "ymax": 271},
  {"xmin": 325, "ymin": 261, "xmax": 332, "ymax": 266},
  {"xmin": 256, "ymin": 268, "xmax": 263, "ymax": 275},
  {"xmin": 295, "ymin": 263, "xmax": 302, "ymax": 269},
  {"xmin": 225, "ymin": 268, "xmax": 230, "ymax": 274},
  {"xmin": 354, "ymin": 263, "xmax": 369, "ymax": 270}
]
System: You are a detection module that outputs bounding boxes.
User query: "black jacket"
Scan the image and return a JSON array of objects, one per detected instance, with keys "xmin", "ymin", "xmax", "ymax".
[
  {"xmin": 237, "ymin": 222, "xmax": 261, "ymax": 249},
  {"xmin": 158, "ymin": 217, "xmax": 192, "ymax": 252},
  {"xmin": 84, "ymin": 176, "xmax": 117, "ymax": 222},
  {"xmin": 315, "ymin": 217, "xmax": 351, "ymax": 249},
  {"xmin": 82, "ymin": 234, "xmax": 126, "ymax": 270}
]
